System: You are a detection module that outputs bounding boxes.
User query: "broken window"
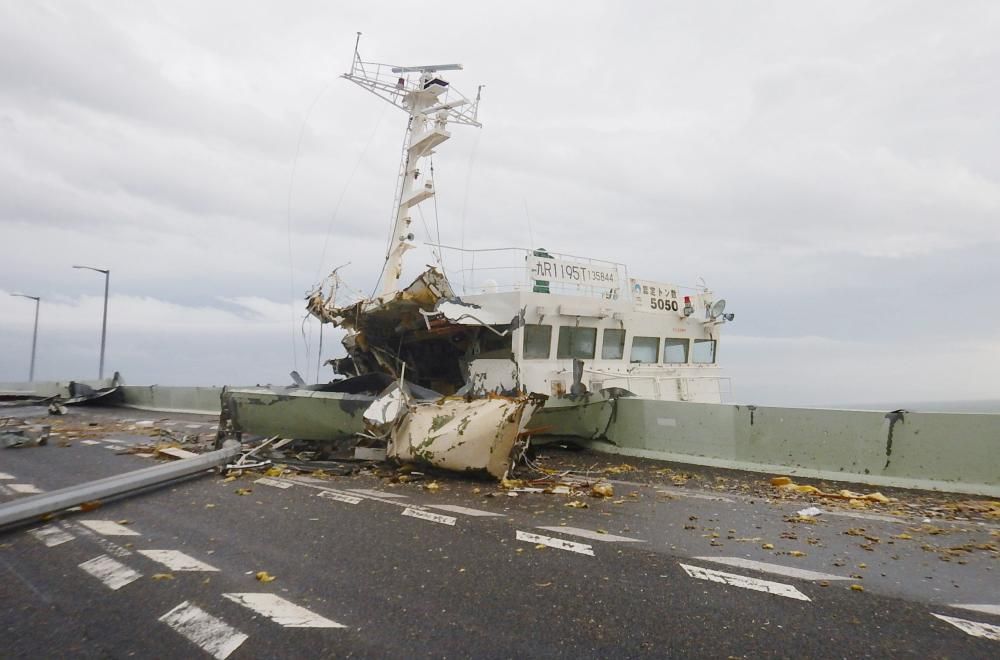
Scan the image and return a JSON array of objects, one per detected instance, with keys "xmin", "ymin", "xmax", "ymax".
[
  {"xmin": 476, "ymin": 326, "xmax": 514, "ymax": 359},
  {"xmin": 692, "ymin": 338, "xmax": 717, "ymax": 364},
  {"xmin": 630, "ymin": 336, "xmax": 659, "ymax": 363},
  {"xmin": 601, "ymin": 328, "xmax": 626, "ymax": 359},
  {"xmin": 557, "ymin": 326, "xmax": 597, "ymax": 360},
  {"xmin": 522, "ymin": 324, "xmax": 552, "ymax": 359},
  {"xmin": 663, "ymin": 337, "xmax": 689, "ymax": 364}
]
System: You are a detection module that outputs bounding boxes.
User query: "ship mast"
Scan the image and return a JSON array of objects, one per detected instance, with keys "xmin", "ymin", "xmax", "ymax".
[{"xmin": 342, "ymin": 34, "xmax": 483, "ymax": 297}]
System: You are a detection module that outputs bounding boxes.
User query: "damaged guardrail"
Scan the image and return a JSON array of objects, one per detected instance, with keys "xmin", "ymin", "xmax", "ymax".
[{"xmin": 0, "ymin": 440, "xmax": 241, "ymax": 530}]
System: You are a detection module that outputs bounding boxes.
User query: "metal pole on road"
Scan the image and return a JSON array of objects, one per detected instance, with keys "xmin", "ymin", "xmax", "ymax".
[
  {"xmin": 10, "ymin": 293, "xmax": 40, "ymax": 381},
  {"xmin": 72, "ymin": 265, "xmax": 110, "ymax": 379}
]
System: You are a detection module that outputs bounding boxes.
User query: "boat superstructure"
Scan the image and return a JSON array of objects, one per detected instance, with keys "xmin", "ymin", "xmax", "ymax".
[{"xmin": 308, "ymin": 38, "xmax": 735, "ymax": 406}]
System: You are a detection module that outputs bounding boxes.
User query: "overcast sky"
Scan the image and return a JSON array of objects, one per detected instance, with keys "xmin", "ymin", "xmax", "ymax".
[{"xmin": 1, "ymin": 1, "xmax": 998, "ymax": 406}]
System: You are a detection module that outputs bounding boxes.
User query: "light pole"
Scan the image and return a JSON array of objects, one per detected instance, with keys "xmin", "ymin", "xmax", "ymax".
[
  {"xmin": 72, "ymin": 265, "xmax": 110, "ymax": 380},
  {"xmin": 10, "ymin": 293, "xmax": 40, "ymax": 382}
]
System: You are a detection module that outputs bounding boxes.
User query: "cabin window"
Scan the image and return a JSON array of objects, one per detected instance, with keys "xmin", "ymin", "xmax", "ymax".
[
  {"xmin": 630, "ymin": 336, "xmax": 659, "ymax": 363},
  {"xmin": 692, "ymin": 338, "xmax": 717, "ymax": 364},
  {"xmin": 523, "ymin": 324, "xmax": 552, "ymax": 359},
  {"xmin": 557, "ymin": 326, "xmax": 597, "ymax": 359},
  {"xmin": 601, "ymin": 329, "xmax": 626, "ymax": 359},
  {"xmin": 477, "ymin": 326, "xmax": 513, "ymax": 359},
  {"xmin": 663, "ymin": 338, "xmax": 689, "ymax": 364}
]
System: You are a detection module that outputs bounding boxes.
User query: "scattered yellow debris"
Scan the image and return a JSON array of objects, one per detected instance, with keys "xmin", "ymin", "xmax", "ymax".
[
  {"xmin": 264, "ymin": 465, "xmax": 285, "ymax": 477},
  {"xmin": 604, "ymin": 464, "xmax": 637, "ymax": 475},
  {"xmin": 762, "ymin": 543, "xmax": 774, "ymax": 550},
  {"xmin": 770, "ymin": 476, "xmax": 792, "ymax": 487},
  {"xmin": 255, "ymin": 571, "xmax": 276, "ymax": 583},
  {"xmin": 152, "ymin": 573, "xmax": 174, "ymax": 581},
  {"xmin": 770, "ymin": 477, "xmax": 895, "ymax": 504},
  {"xmin": 788, "ymin": 550, "xmax": 806, "ymax": 557},
  {"xmin": 235, "ymin": 488, "xmax": 252, "ymax": 496},
  {"xmin": 893, "ymin": 533, "xmax": 912, "ymax": 540},
  {"xmin": 424, "ymin": 482, "xmax": 440, "ymax": 492},
  {"xmin": 591, "ymin": 483, "xmax": 614, "ymax": 498},
  {"xmin": 565, "ymin": 500, "xmax": 589, "ymax": 509},
  {"xmin": 850, "ymin": 584, "xmax": 865, "ymax": 592}
]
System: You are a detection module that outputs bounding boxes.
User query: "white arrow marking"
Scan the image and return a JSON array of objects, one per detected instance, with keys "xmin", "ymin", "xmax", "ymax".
[
  {"xmin": 402, "ymin": 507, "xmax": 456, "ymax": 526},
  {"xmin": 950, "ymin": 604, "xmax": 1000, "ymax": 617},
  {"xmin": 427, "ymin": 504, "xmax": 505, "ymax": 517},
  {"xmin": 159, "ymin": 601, "xmax": 248, "ymax": 660},
  {"xmin": 79, "ymin": 520, "xmax": 140, "ymax": 536},
  {"xmin": 678, "ymin": 563, "xmax": 810, "ymax": 601},
  {"xmin": 537, "ymin": 526, "xmax": 644, "ymax": 543},
  {"xmin": 254, "ymin": 477, "xmax": 292, "ymax": 489},
  {"xmin": 516, "ymin": 530, "xmax": 594, "ymax": 556},
  {"xmin": 223, "ymin": 593, "xmax": 346, "ymax": 628},
  {"xmin": 9, "ymin": 484, "xmax": 43, "ymax": 494},
  {"xmin": 692, "ymin": 556, "xmax": 849, "ymax": 581},
  {"xmin": 318, "ymin": 490, "xmax": 362, "ymax": 504},
  {"xmin": 932, "ymin": 613, "xmax": 1000, "ymax": 641},
  {"xmin": 30, "ymin": 525, "xmax": 75, "ymax": 547}
]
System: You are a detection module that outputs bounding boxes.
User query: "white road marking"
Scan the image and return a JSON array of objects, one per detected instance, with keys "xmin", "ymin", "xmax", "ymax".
[
  {"xmin": 346, "ymin": 488, "xmax": 408, "ymax": 499},
  {"xmin": 950, "ymin": 604, "xmax": 1000, "ymax": 617},
  {"xmin": 79, "ymin": 520, "xmax": 141, "ymax": 536},
  {"xmin": 139, "ymin": 549, "xmax": 220, "ymax": 572},
  {"xmin": 932, "ymin": 613, "xmax": 1000, "ymax": 641},
  {"xmin": 692, "ymin": 556, "xmax": 849, "ymax": 581},
  {"xmin": 537, "ymin": 526, "xmax": 644, "ymax": 543},
  {"xmin": 30, "ymin": 525, "xmax": 75, "ymax": 547},
  {"xmin": 402, "ymin": 507, "xmax": 456, "ymax": 526},
  {"xmin": 80, "ymin": 440, "xmax": 101, "ymax": 446},
  {"xmin": 158, "ymin": 447, "xmax": 198, "ymax": 459},
  {"xmin": 516, "ymin": 530, "xmax": 595, "ymax": 556},
  {"xmin": 8, "ymin": 484, "xmax": 43, "ymax": 494},
  {"xmin": 102, "ymin": 438, "xmax": 124, "ymax": 444},
  {"xmin": 159, "ymin": 601, "xmax": 248, "ymax": 660},
  {"xmin": 427, "ymin": 504, "xmax": 505, "ymax": 517},
  {"xmin": 185, "ymin": 424, "xmax": 203, "ymax": 429},
  {"xmin": 318, "ymin": 491, "xmax": 362, "ymax": 504},
  {"xmin": 254, "ymin": 477, "xmax": 292, "ymax": 489},
  {"xmin": 79, "ymin": 554, "xmax": 141, "ymax": 590},
  {"xmin": 223, "ymin": 593, "xmax": 346, "ymax": 628},
  {"xmin": 0, "ymin": 472, "xmax": 14, "ymax": 479},
  {"xmin": 822, "ymin": 510, "xmax": 905, "ymax": 524},
  {"xmin": 678, "ymin": 563, "xmax": 810, "ymax": 601},
  {"xmin": 104, "ymin": 445, "xmax": 122, "ymax": 450}
]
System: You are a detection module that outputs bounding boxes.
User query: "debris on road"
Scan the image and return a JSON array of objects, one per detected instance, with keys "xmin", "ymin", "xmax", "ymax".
[{"xmin": 1, "ymin": 418, "xmax": 50, "ymax": 448}]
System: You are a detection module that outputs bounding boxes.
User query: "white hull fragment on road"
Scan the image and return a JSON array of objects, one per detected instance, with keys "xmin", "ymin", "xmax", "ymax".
[
  {"xmin": 30, "ymin": 525, "xmax": 75, "ymax": 547},
  {"xmin": 537, "ymin": 526, "xmax": 644, "ymax": 543},
  {"xmin": 159, "ymin": 601, "xmax": 248, "ymax": 660},
  {"xmin": 932, "ymin": 613, "xmax": 1000, "ymax": 641},
  {"xmin": 516, "ymin": 530, "xmax": 595, "ymax": 556},
  {"xmin": 402, "ymin": 507, "xmax": 456, "ymax": 526},
  {"xmin": 692, "ymin": 556, "xmax": 849, "ymax": 581},
  {"xmin": 79, "ymin": 520, "xmax": 140, "ymax": 536},
  {"xmin": 318, "ymin": 490, "xmax": 362, "ymax": 504},
  {"xmin": 139, "ymin": 549, "xmax": 219, "ymax": 572},
  {"xmin": 79, "ymin": 554, "xmax": 141, "ymax": 590},
  {"xmin": 678, "ymin": 563, "xmax": 810, "ymax": 601},
  {"xmin": 223, "ymin": 593, "xmax": 346, "ymax": 628}
]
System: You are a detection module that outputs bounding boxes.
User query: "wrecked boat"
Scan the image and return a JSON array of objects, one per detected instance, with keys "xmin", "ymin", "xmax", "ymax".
[{"xmin": 224, "ymin": 39, "xmax": 735, "ymax": 477}]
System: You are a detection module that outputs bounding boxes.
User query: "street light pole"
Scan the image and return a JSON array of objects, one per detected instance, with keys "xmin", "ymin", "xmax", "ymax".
[
  {"xmin": 73, "ymin": 265, "xmax": 110, "ymax": 380},
  {"xmin": 10, "ymin": 294, "xmax": 40, "ymax": 382}
]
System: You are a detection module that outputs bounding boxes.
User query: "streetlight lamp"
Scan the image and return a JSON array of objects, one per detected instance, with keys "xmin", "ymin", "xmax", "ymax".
[
  {"xmin": 10, "ymin": 293, "xmax": 40, "ymax": 382},
  {"xmin": 72, "ymin": 265, "xmax": 110, "ymax": 380}
]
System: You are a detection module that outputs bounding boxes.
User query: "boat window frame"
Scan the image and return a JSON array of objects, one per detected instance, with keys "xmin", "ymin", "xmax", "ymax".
[
  {"xmin": 601, "ymin": 328, "xmax": 626, "ymax": 360},
  {"xmin": 629, "ymin": 335, "xmax": 660, "ymax": 364},
  {"xmin": 663, "ymin": 337, "xmax": 690, "ymax": 364},
  {"xmin": 522, "ymin": 324, "xmax": 553, "ymax": 359},
  {"xmin": 557, "ymin": 325, "xmax": 598, "ymax": 360},
  {"xmin": 692, "ymin": 338, "xmax": 717, "ymax": 364}
]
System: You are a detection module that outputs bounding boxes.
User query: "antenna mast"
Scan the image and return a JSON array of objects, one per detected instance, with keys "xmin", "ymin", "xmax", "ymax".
[{"xmin": 343, "ymin": 35, "xmax": 483, "ymax": 297}]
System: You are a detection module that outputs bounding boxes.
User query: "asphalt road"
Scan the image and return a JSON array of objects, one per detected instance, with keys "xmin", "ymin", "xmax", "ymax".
[{"xmin": 1, "ymin": 407, "xmax": 998, "ymax": 658}]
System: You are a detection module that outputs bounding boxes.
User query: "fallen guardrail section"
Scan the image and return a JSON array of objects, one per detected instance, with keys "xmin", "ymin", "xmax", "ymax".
[{"xmin": 0, "ymin": 440, "xmax": 241, "ymax": 531}]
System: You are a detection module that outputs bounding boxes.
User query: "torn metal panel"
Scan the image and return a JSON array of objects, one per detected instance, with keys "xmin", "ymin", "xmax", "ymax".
[
  {"xmin": 387, "ymin": 394, "xmax": 543, "ymax": 479},
  {"xmin": 222, "ymin": 387, "xmax": 370, "ymax": 442}
]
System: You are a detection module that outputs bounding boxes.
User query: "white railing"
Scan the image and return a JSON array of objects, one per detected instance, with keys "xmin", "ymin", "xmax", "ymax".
[{"xmin": 429, "ymin": 244, "xmax": 628, "ymax": 299}]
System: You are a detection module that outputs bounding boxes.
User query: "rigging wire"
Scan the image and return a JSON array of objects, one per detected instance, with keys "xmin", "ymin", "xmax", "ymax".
[
  {"xmin": 430, "ymin": 155, "xmax": 445, "ymax": 274},
  {"xmin": 286, "ymin": 82, "xmax": 335, "ymax": 371},
  {"xmin": 458, "ymin": 129, "xmax": 482, "ymax": 295}
]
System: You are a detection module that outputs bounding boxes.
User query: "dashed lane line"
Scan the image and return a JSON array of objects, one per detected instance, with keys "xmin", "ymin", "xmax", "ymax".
[
  {"xmin": 427, "ymin": 504, "xmax": 506, "ymax": 517},
  {"xmin": 536, "ymin": 526, "xmax": 644, "ymax": 543},
  {"xmin": 78, "ymin": 520, "xmax": 141, "ymax": 536},
  {"xmin": 692, "ymin": 556, "xmax": 850, "ymax": 581},
  {"xmin": 8, "ymin": 484, "xmax": 43, "ymax": 494},
  {"xmin": 345, "ymin": 488, "xmax": 408, "ymax": 499},
  {"xmin": 159, "ymin": 601, "xmax": 249, "ymax": 660},
  {"xmin": 223, "ymin": 593, "xmax": 346, "ymax": 628},
  {"xmin": 678, "ymin": 563, "xmax": 811, "ymax": 601},
  {"xmin": 254, "ymin": 477, "xmax": 293, "ymax": 489},
  {"xmin": 402, "ymin": 507, "xmax": 457, "ymax": 526},
  {"xmin": 318, "ymin": 491, "xmax": 362, "ymax": 505},
  {"xmin": 516, "ymin": 530, "xmax": 595, "ymax": 556},
  {"xmin": 950, "ymin": 604, "xmax": 1000, "ymax": 617},
  {"xmin": 139, "ymin": 550, "xmax": 220, "ymax": 572},
  {"xmin": 932, "ymin": 613, "xmax": 1000, "ymax": 641},
  {"xmin": 0, "ymin": 472, "xmax": 14, "ymax": 479},
  {"xmin": 78, "ymin": 554, "xmax": 142, "ymax": 591},
  {"xmin": 29, "ymin": 525, "xmax": 76, "ymax": 547},
  {"xmin": 80, "ymin": 440, "xmax": 101, "ymax": 445}
]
